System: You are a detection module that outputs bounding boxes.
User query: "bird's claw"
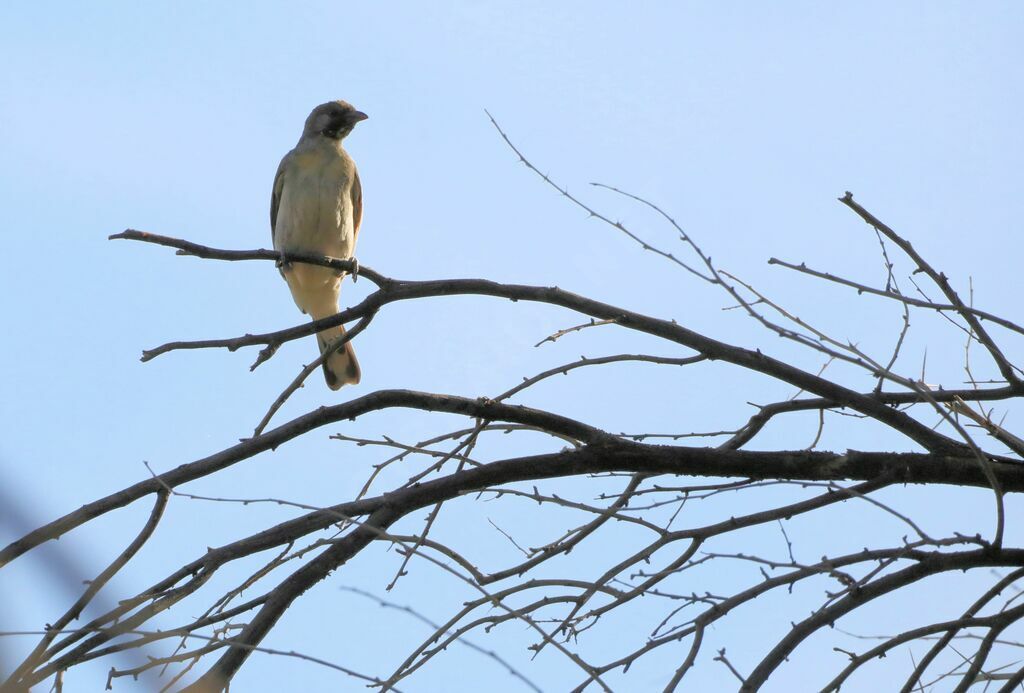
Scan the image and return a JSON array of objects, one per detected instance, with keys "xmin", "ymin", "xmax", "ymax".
[
  {"xmin": 349, "ymin": 256, "xmax": 360, "ymax": 283},
  {"xmin": 276, "ymin": 252, "xmax": 291, "ymax": 270}
]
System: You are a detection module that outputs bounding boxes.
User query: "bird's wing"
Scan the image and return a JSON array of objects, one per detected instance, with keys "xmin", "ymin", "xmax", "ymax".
[
  {"xmin": 270, "ymin": 152, "xmax": 292, "ymax": 244},
  {"xmin": 351, "ymin": 167, "xmax": 363, "ymax": 242}
]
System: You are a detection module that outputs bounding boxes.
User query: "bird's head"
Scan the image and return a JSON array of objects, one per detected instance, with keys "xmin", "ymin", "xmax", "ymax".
[{"xmin": 303, "ymin": 100, "xmax": 368, "ymax": 141}]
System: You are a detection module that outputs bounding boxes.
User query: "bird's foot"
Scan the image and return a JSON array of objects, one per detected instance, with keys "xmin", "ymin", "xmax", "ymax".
[
  {"xmin": 275, "ymin": 251, "xmax": 291, "ymax": 270},
  {"xmin": 349, "ymin": 256, "xmax": 360, "ymax": 283}
]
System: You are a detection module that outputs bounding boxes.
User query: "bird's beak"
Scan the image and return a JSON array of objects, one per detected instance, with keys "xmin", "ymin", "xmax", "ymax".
[{"xmin": 351, "ymin": 111, "xmax": 369, "ymax": 123}]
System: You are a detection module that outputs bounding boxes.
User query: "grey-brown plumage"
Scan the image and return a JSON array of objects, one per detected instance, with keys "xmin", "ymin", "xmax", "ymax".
[{"xmin": 271, "ymin": 101, "xmax": 367, "ymax": 389}]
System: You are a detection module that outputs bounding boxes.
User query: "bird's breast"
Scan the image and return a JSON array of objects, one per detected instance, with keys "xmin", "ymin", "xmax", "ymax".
[{"xmin": 274, "ymin": 151, "xmax": 356, "ymax": 258}]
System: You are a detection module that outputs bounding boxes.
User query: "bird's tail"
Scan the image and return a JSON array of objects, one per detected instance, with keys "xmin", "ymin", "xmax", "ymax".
[{"xmin": 316, "ymin": 323, "xmax": 361, "ymax": 390}]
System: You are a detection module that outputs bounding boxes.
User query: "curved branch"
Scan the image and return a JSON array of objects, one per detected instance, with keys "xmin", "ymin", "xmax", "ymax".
[
  {"xmin": 742, "ymin": 549, "xmax": 1024, "ymax": 690},
  {"xmin": 822, "ymin": 599, "xmax": 1024, "ymax": 692},
  {"xmin": 7, "ymin": 390, "xmax": 1024, "ymax": 575},
  {"xmin": 142, "ymin": 281, "xmax": 968, "ymax": 454}
]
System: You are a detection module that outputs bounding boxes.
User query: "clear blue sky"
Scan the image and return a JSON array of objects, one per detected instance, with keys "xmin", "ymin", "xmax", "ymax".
[{"xmin": 1, "ymin": 2, "xmax": 1022, "ymax": 691}]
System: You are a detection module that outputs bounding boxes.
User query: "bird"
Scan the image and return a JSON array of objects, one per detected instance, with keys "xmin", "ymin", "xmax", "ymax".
[{"xmin": 270, "ymin": 100, "xmax": 368, "ymax": 390}]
